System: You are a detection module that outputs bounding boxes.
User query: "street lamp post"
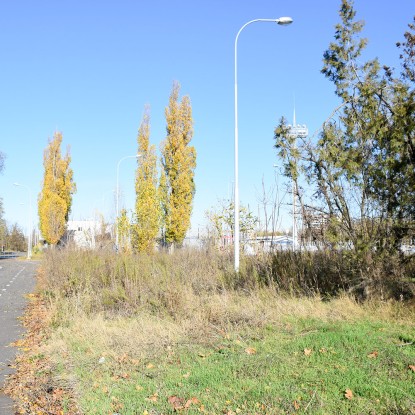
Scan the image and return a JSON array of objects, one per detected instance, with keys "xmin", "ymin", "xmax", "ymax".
[
  {"xmin": 115, "ymin": 154, "xmax": 141, "ymax": 251},
  {"xmin": 13, "ymin": 182, "xmax": 32, "ymax": 259},
  {"xmin": 234, "ymin": 17, "xmax": 293, "ymax": 272}
]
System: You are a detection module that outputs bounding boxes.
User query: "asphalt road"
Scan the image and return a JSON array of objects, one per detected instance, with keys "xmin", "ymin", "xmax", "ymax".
[{"xmin": 0, "ymin": 258, "xmax": 37, "ymax": 414}]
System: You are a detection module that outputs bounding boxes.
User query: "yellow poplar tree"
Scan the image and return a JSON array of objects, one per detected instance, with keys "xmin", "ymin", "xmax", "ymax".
[
  {"xmin": 38, "ymin": 132, "xmax": 76, "ymax": 245},
  {"xmin": 117, "ymin": 208, "xmax": 132, "ymax": 253},
  {"xmin": 132, "ymin": 108, "xmax": 160, "ymax": 253},
  {"xmin": 160, "ymin": 82, "xmax": 196, "ymax": 247}
]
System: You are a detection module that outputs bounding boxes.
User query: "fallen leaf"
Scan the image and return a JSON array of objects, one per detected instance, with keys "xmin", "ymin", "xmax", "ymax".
[
  {"xmin": 344, "ymin": 389, "xmax": 353, "ymax": 400},
  {"xmin": 147, "ymin": 393, "xmax": 158, "ymax": 402},
  {"xmin": 304, "ymin": 348, "xmax": 312, "ymax": 356},
  {"xmin": 367, "ymin": 351, "xmax": 378, "ymax": 359},
  {"xmin": 168, "ymin": 395, "xmax": 184, "ymax": 410},
  {"xmin": 185, "ymin": 397, "xmax": 200, "ymax": 408},
  {"xmin": 116, "ymin": 353, "xmax": 129, "ymax": 363},
  {"xmin": 135, "ymin": 385, "xmax": 144, "ymax": 391},
  {"xmin": 409, "ymin": 365, "xmax": 415, "ymax": 372},
  {"xmin": 183, "ymin": 372, "xmax": 191, "ymax": 378},
  {"xmin": 245, "ymin": 347, "xmax": 257, "ymax": 355},
  {"xmin": 293, "ymin": 400, "xmax": 300, "ymax": 410},
  {"xmin": 146, "ymin": 363, "xmax": 154, "ymax": 369}
]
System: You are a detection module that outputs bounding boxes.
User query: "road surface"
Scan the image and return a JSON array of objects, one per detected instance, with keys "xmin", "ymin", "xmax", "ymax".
[{"xmin": 0, "ymin": 258, "xmax": 37, "ymax": 414}]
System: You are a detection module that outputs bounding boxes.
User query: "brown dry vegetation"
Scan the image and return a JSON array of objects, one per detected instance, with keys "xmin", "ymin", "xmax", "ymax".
[{"xmin": 5, "ymin": 248, "xmax": 415, "ymax": 414}]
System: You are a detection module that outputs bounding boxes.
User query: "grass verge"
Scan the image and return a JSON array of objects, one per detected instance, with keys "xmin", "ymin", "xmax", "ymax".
[{"xmin": 5, "ymin": 249, "xmax": 415, "ymax": 414}]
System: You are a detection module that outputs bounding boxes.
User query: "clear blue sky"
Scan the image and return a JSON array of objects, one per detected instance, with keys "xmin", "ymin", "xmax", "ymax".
[{"xmin": 0, "ymin": 0, "xmax": 413, "ymax": 237}]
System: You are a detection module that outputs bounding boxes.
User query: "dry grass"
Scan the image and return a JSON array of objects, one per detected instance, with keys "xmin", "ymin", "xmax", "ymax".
[
  {"xmin": 39, "ymin": 248, "xmax": 415, "ymax": 333},
  {"xmin": 36, "ymin": 248, "xmax": 415, "ymax": 370},
  {"xmin": 8, "ymin": 247, "xmax": 415, "ymax": 414}
]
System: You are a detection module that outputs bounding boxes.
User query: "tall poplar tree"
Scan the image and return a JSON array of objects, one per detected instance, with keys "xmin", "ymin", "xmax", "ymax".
[
  {"xmin": 160, "ymin": 82, "xmax": 196, "ymax": 247},
  {"xmin": 38, "ymin": 132, "xmax": 76, "ymax": 245},
  {"xmin": 132, "ymin": 108, "xmax": 160, "ymax": 253}
]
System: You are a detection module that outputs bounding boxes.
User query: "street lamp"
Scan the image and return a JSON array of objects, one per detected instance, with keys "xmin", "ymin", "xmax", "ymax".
[
  {"xmin": 234, "ymin": 17, "xmax": 293, "ymax": 272},
  {"xmin": 13, "ymin": 182, "xmax": 32, "ymax": 259},
  {"xmin": 115, "ymin": 154, "xmax": 142, "ymax": 250}
]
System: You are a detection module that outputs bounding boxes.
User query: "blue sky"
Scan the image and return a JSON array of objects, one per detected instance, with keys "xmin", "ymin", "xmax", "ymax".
[{"xmin": 0, "ymin": 0, "xmax": 413, "ymax": 237}]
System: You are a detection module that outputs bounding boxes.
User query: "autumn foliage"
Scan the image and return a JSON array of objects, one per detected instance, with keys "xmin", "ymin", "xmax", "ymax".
[
  {"xmin": 160, "ymin": 82, "xmax": 196, "ymax": 247},
  {"xmin": 38, "ymin": 132, "xmax": 76, "ymax": 245},
  {"xmin": 132, "ymin": 108, "xmax": 161, "ymax": 253}
]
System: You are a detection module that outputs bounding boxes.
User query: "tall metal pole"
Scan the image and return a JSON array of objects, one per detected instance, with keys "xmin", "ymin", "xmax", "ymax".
[
  {"xmin": 13, "ymin": 183, "xmax": 32, "ymax": 259},
  {"xmin": 115, "ymin": 154, "xmax": 141, "ymax": 251},
  {"xmin": 234, "ymin": 17, "xmax": 293, "ymax": 272},
  {"xmin": 287, "ymin": 108, "xmax": 308, "ymax": 251}
]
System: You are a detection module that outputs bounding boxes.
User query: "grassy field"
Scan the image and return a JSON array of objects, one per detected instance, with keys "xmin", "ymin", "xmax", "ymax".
[{"xmin": 7, "ymin": 249, "xmax": 415, "ymax": 414}]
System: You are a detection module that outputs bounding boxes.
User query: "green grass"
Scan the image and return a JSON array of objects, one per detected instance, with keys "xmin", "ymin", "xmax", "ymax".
[
  {"xmin": 54, "ymin": 317, "xmax": 415, "ymax": 414},
  {"xmin": 28, "ymin": 249, "xmax": 415, "ymax": 414}
]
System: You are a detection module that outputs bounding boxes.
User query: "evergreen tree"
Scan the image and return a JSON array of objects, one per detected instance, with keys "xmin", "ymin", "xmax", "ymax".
[
  {"xmin": 160, "ymin": 82, "xmax": 196, "ymax": 247},
  {"xmin": 38, "ymin": 132, "xmax": 76, "ymax": 245},
  {"xmin": 132, "ymin": 108, "xmax": 160, "ymax": 253},
  {"xmin": 274, "ymin": 0, "xmax": 415, "ymax": 257}
]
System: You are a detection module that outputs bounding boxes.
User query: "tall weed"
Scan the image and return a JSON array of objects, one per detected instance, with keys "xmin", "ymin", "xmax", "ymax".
[{"xmin": 39, "ymin": 247, "xmax": 415, "ymax": 327}]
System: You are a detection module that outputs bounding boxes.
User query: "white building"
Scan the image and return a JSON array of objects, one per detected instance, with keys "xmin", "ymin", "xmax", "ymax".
[{"xmin": 65, "ymin": 220, "xmax": 111, "ymax": 249}]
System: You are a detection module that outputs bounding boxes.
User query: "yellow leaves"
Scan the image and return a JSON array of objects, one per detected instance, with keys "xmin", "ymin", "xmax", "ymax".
[
  {"xmin": 367, "ymin": 351, "xmax": 379, "ymax": 359},
  {"xmin": 409, "ymin": 365, "xmax": 415, "ymax": 372},
  {"xmin": 38, "ymin": 131, "xmax": 75, "ymax": 245},
  {"xmin": 134, "ymin": 112, "xmax": 161, "ymax": 253},
  {"xmin": 10, "ymin": 339, "xmax": 26, "ymax": 349},
  {"xmin": 161, "ymin": 82, "xmax": 196, "ymax": 245},
  {"xmin": 245, "ymin": 347, "xmax": 257, "ymax": 355},
  {"xmin": 303, "ymin": 348, "xmax": 313, "ymax": 356},
  {"xmin": 38, "ymin": 191, "xmax": 67, "ymax": 245}
]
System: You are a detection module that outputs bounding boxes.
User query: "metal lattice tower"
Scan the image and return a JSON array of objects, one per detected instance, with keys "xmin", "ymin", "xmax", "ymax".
[{"xmin": 287, "ymin": 108, "xmax": 308, "ymax": 250}]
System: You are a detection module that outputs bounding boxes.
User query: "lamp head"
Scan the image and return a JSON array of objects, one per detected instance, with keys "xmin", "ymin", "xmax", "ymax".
[{"xmin": 276, "ymin": 17, "xmax": 293, "ymax": 26}]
